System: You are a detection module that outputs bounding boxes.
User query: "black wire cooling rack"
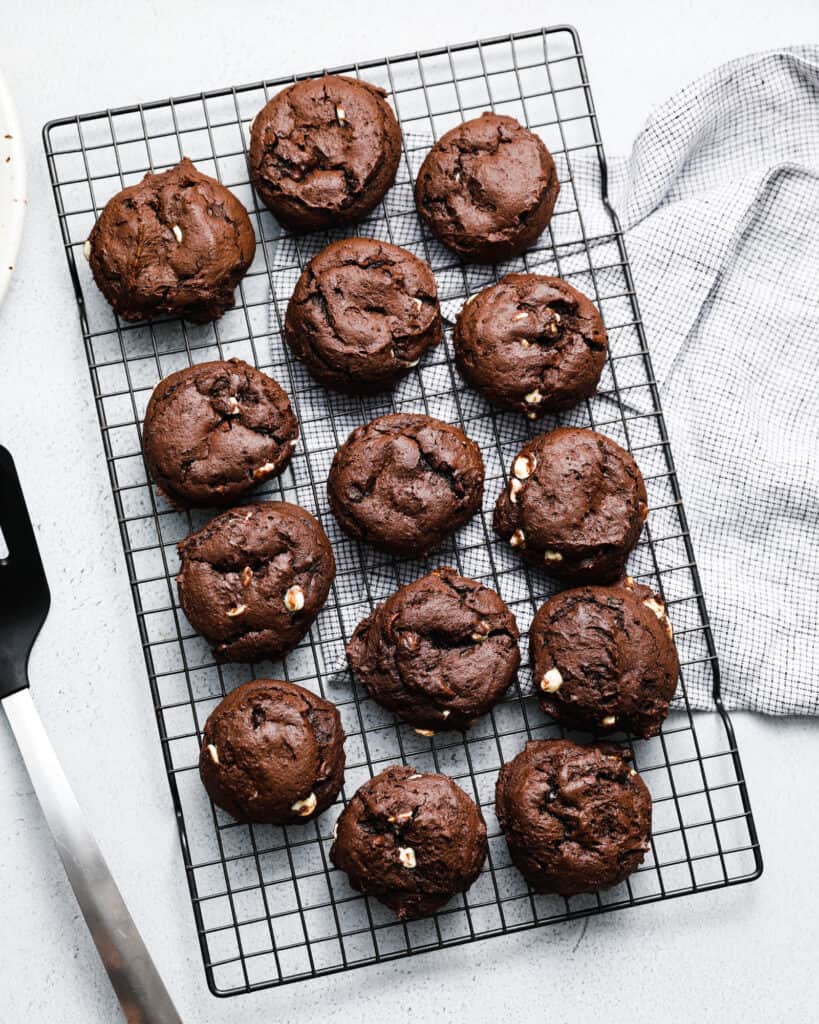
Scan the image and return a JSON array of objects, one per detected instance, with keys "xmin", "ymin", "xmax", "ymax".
[{"xmin": 43, "ymin": 24, "xmax": 762, "ymax": 997}]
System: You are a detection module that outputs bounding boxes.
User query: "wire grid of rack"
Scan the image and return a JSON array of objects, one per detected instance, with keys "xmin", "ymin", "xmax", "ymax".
[{"xmin": 43, "ymin": 24, "xmax": 761, "ymax": 997}]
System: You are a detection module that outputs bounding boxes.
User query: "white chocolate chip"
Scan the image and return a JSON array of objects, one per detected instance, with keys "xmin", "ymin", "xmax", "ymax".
[
  {"xmin": 540, "ymin": 668, "xmax": 563, "ymax": 693},
  {"xmin": 629, "ymin": 768, "xmax": 637, "ymax": 777},
  {"xmin": 332, "ymin": 820, "xmax": 339, "ymax": 840},
  {"xmin": 408, "ymin": 773, "xmax": 423, "ymax": 780},
  {"xmin": 335, "ymin": 104, "xmax": 346, "ymax": 125},
  {"xmin": 511, "ymin": 311, "xmax": 529, "ymax": 322},
  {"xmin": 513, "ymin": 454, "xmax": 535, "ymax": 480},
  {"xmin": 413, "ymin": 297, "xmax": 423, "ymax": 310},
  {"xmin": 545, "ymin": 312, "xmax": 561, "ymax": 338},
  {"xmin": 441, "ymin": 710, "xmax": 451, "ymax": 720},
  {"xmin": 253, "ymin": 461, "xmax": 277, "ymax": 480},
  {"xmin": 471, "ymin": 632, "xmax": 488, "ymax": 642},
  {"xmin": 624, "ymin": 576, "xmax": 636, "ymax": 589},
  {"xmin": 389, "ymin": 810, "xmax": 413, "ymax": 824},
  {"xmin": 226, "ymin": 603, "xmax": 246, "ymax": 617},
  {"xmin": 601, "ymin": 714, "xmax": 617, "ymax": 727},
  {"xmin": 398, "ymin": 846, "xmax": 417, "ymax": 869},
  {"xmin": 284, "ymin": 585, "xmax": 305, "ymax": 612},
  {"xmin": 509, "ymin": 529, "xmax": 526, "ymax": 548},
  {"xmin": 171, "ymin": 224, "xmax": 183, "ymax": 244},
  {"xmin": 520, "ymin": 339, "xmax": 531, "ymax": 348},
  {"xmin": 227, "ymin": 395, "xmax": 240, "ymax": 416},
  {"xmin": 509, "ymin": 478, "xmax": 523, "ymax": 503},
  {"xmin": 240, "ymin": 566, "xmax": 253, "ymax": 588},
  {"xmin": 414, "ymin": 728, "xmax": 435, "ymax": 737},
  {"xmin": 206, "ymin": 743, "xmax": 220, "ymax": 765},
  {"xmin": 526, "ymin": 411, "xmax": 539, "ymax": 421},
  {"xmin": 524, "ymin": 389, "xmax": 543, "ymax": 406},
  {"xmin": 543, "ymin": 550, "xmax": 563, "ymax": 563},
  {"xmin": 291, "ymin": 792, "xmax": 317, "ymax": 817},
  {"xmin": 464, "ymin": 293, "xmax": 475, "ymax": 305},
  {"xmin": 644, "ymin": 596, "xmax": 674, "ymax": 638},
  {"xmin": 83, "ymin": 239, "xmax": 91, "ymax": 261}
]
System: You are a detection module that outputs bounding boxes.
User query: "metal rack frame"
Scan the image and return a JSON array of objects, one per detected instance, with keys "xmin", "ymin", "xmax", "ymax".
[{"xmin": 43, "ymin": 24, "xmax": 761, "ymax": 997}]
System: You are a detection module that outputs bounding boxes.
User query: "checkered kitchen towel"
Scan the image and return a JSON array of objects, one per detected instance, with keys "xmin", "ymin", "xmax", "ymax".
[{"xmin": 572, "ymin": 47, "xmax": 819, "ymax": 714}]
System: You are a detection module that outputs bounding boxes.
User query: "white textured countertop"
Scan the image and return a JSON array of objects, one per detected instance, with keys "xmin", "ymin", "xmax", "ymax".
[{"xmin": 1, "ymin": 2, "xmax": 817, "ymax": 1021}]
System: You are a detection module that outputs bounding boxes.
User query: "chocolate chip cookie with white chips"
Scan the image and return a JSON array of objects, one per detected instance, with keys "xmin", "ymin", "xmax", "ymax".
[
  {"xmin": 331, "ymin": 766, "xmax": 487, "ymax": 919},
  {"xmin": 199, "ymin": 679, "xmax": 345, "ymax": 824},
  {"xmin": 249, "ymin": 75, "xmax": 401, "ymax": 233},
  {"xmin": 177, "ymin": 502, "xmax": 335, "ymax": 662},
  {"xmin": 495, "ymin": 739, "xmax": 651, "ymax": 895},
  {"xmin": 143, "ymin": 358, "xmax": 298, "ymax": 508},
  {"xmin": 347, "ymin": 567, "xmax": 520, "ymax": 733},
  {"xmin": 453, "ymin": 274, "xmax": 608, "ymax": 418},
  {"xmin": 327, "ymin": 413, "xmax": 485, "ymax": 556},
  {"xmin": 530, "ymin": 577, "xmax": 679, "ymax": 738},
  {"xmin": 494, "ymin": 427, "xmax": 648, "ymax": 583},
  {"xmin": 415, "ymin": 112, "xmax": 560, "ymax": 263},
  {"xmin": 284, "ymin": 237, "xmax": 442, "ymax": 394},
  {"xmin": 85, "ymin": 157, "xmax": 255, "ymax": 323}
]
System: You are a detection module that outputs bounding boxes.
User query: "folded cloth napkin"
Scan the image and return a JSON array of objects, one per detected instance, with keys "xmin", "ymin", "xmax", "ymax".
[{"xmin": 572, "ymin": 47, "xmax": 819, "ymax": 714}]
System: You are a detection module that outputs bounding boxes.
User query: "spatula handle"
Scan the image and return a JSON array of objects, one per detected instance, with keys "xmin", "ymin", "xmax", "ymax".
[{"xmin": 2, "ymin": 688, "xmax": 183, "ymax": 1024}]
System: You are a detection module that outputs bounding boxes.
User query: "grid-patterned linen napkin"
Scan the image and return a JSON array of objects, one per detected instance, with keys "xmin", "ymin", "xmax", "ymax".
[{"xmin": 572, "ymin": 47, "xmax": 819, "ymax": 714}]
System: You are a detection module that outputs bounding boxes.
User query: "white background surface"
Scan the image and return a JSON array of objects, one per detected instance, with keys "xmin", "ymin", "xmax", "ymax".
[{"xmin": 1, "ymin": 2, "xmax": 817, "ymax": 1022}]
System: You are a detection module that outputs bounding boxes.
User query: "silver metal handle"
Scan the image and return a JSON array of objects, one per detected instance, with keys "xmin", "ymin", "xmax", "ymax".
[{"xmin": 2, "ymin": 688, "xmax": 183, "ymax": 1024}]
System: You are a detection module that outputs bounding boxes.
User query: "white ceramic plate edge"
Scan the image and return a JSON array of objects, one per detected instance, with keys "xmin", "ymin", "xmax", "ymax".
[{"xmin": 0, "ymin": 69, "xmax": 26, "ymax": 310}]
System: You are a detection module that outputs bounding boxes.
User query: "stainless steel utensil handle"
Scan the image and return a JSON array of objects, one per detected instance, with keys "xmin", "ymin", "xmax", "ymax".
[{"xmin": 2, "ymin": 688, "xmax": 183, "ymax": 1024}]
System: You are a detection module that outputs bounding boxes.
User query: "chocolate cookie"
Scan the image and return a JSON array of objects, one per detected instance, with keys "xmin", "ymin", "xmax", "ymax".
[
  {"xmin": 177, "ymin": 501, "xmax": 335, "ymax": 662},
  {"xmin": 530, "ymin": 577, "xmax": 679, "ymax": 738},
  {"xmin": 415, "ymin": 113, "xmax": 559, "ymax": 263},
  {"xmin": 199, "ymin": 679, "xmax": 345, "ymax": 824},
  {"xmin": 493, "ymin": 427, "xmax": 648, "ymax": 583},
  {"xmin": 453, "ymin": 274, "xmax": 607, "ymax": 417},
  {"xmin": 327, "ymin": 413, "xmax": 485, "ymax": 556},
  {"xmin": 143, "ymin": 358, "xmax": 298, "ymax": 508},
  {"xmin": 495, "ymin": 740, "xmax": 651, "ymax": 894},
  {"xmin": 347, "ymin": 567, "xmax": 520, "ymax": 732},
  {"xmin": 248, "ymin": 75, "xmax": 401, "ymax": 232},
  {"xmin": 85, "ymin": 157, "xmax": 255, "ymax": 323},
  {"xmin": 331, "ymin": 766, "xmax": 487, "ymax": 918},
  {"xmin": 284, "ymin": 238, "xmax": 442, "ymax": 394}
]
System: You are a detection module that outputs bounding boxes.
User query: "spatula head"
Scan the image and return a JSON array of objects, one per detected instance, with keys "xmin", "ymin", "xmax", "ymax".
[{"xmin": 0, "ymin": 446, "xmax": 50, "ymax": 697}]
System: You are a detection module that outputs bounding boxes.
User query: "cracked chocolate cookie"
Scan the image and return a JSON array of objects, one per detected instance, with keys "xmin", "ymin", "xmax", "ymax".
[
  {"xmin": 531, "ymin": 577, "xmax": 679, "ymax": 738},
  {"xmin": 331, "ymin": 765, "xmax": 487, "ymax": 919},
  {"xmin": 199, "ymin": 679, "xmax": 345, "ymax": 824},
  {"xmin": 495, "ymin": 739, "xmax": 651, "ymax": 894},
  {"xmin": 327, "ymin": 413, "xmax": 485, "ymax": 556},
  {"xmin": 493, "ymin": 427, "xmax": 648, "ymax": 583},
  {"xmin": 85, "ymin": 157, "xmax": 255, "ymax": 323},
  {"xmin": 347, "ymin": 567, "xmax": 519, "ymax": 732},
  {"xmin": 249, "ymin": 75, "xmax": 401, "ymax": 232},
  {"xmin": 143, "ymin": 358, "xmax": 298, "ymax": 508},
  {"xmin": 284, "ymin": 237, "xmax": 442, "ymax": 394},
  {"xmin": 453, "ymin": 274, "xmax": 607, "ymax": 417},
  {"xmin": 177, "ymin": 501, "xmax": 335, "ymax": 662},
  {"xmin": 415, "ymin": 112, "xmax": 559, "ymax": 263}
]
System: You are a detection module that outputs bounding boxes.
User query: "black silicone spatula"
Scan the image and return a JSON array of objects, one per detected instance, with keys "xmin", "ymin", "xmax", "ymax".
[{"xmin": 0, "ymin": 446, "xmax": 182, "ymax": 1024}]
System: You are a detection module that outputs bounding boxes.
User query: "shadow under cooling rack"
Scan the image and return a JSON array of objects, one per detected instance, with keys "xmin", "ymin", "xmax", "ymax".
[{"xmin": 43, "ymin": 24, "xmax": 761, "ymax": 997}]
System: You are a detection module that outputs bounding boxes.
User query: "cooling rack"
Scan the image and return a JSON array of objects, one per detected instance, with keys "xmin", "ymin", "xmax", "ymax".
[{"xmin": 43, "ymin": 24, "xmax": 762, "ymax": 997}]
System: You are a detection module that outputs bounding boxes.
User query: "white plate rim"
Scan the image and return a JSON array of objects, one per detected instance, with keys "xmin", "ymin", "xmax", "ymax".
[{"xmin": 0, "ymin": 69, "xmax": 26, "ymax": 310}]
